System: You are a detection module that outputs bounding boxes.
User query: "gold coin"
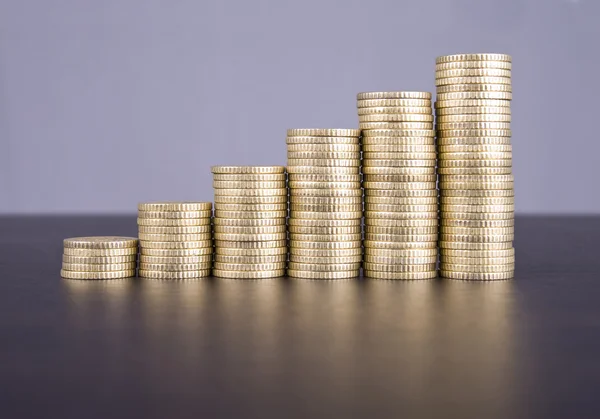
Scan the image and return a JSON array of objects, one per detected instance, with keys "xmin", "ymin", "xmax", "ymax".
[
  {"xmin": 438, "ymin": 144, "xmax": 512, "ymax": 153},
  {"xmin": 290, "ymin": 196, "xmax": 362, "ymax": 205},
  {"xmin": 214, "ymin": 210, "xmax": 287, "ymax": 219},
  {"xmin": 213, "ymin": 232, "xmax": 287, "ymax": 242},
  {"xmin": 287, "ymin": 151, "xmax": 360, "ymax": 160},
  {"xmin": 439, "ymin": 182, "xmax": 514, "ymax": 191},
  {"xmin": 289, "ymin": 203, "xmax": 362, "ymax": 212},
  {"xmin": 137, "ymin": 217, "xmax": 212, "ymax": 226},
  {"xmin": 287, "ymin": 158, "xmax": 361, "ymax": 167},
  {"xmin": 362, "ymin": 129, "xmax": 436, "ymax": 137},
  {"xmin": 438, "ymin": 159, "xmax": 512, "ymax": 168},
  {"xmin": 62, "ymin": 255, "xmax": 137, "ymax": 264},
  {"xmin": 213, "ymin": 269, "xmax": 285, "ymax": 279},
  {"xmin": 289, "ymin": 233, "xmax": 362, "ymax": 242},
  {"xmin": 439, "ymin": 174, "xmax": 513, "ymax": 183},
  {"xmin": 440, "ymin": 233, "xmax": 514, "ymax": 243},
  {"xmin": 359, "ymin": 114, "xmax": 434, "ymax": 122},
  {"xmin": 287, "ymin": 269, "xmax": 360, "ymax": 279},
  {"xmin": 213, "ymin": 180, "xmax": 287, "ymax": 189},
  {"xmin": 437, "ymin": 90, "xmax": 512, "ymax": 100},
  {"xmin": 439, "ymin": 241, "xmax": 514, "ymax": 250},
  {"xmin": 436, "ymin": 68, "xmax": 511, "ymax": 79},
  {"xmin": 363, "ymin": 262, "xmax": 437, "ymax": 272},
  {"xmin": 287, "ymin": 128, "xmax": 360, "ymax": 137},
  {"xmin": 436, "ymin": 53, "xmax": 512, "ymax": 63},
  {"xmin": 441, "ymin": 219, "xmax": 513, "ymax": 228},
  {"xmin": 357, "ymin": 106, "xmax": 432, "ymax": 115},
  {"xmin": 212, "ymin": 173, "xmax": 286, "ymax": 181},
  {"xmin": 363, "ymin": 174, "xmax": 436, "ymax": 182},
  {"xmin": 357, "ymin": 99, "xmax": 431, "ymax": 108},
  {"xmin": 363, "ymin": 182, "xmax": 437, "ymax": 191},
  {"xmin": 63, "ymin": 236, "xmax": 138, "ymax": 249},
  {"xmin": 288, "ymin": 173, "xmax": 361, "ymax": 182},
  {"xmin": 363, "ymin": 240, "xmax": 437, "ymax": 250},
  {"xmin": 364, "ymin": 217, "xmax": 438, "ymax": 227},
  {"xmin": 141, "ymin": 247, "xmax": 213, "ymax": 257},
  {"xmin": 288, "ymin": 218, "xmax": 361, "ymax": 227},
  {"xmin": 62, "ymin": 262, "xmax": 137, "ymax": 272},
  {"xmin": 286, "ymin": 136, "xmax": 359, "ymax": 145},
  {"xmin": 362, "ymin": 167, "xmax": 436, "ymax": 176},
  {"xmin": 365, "ymin": 196, "xmax": 437, "ymax": 205},
  {"xmin": 435, "ymin": 99, "xmax": 511, "ymax": 108},
  {"xmin": 211, "ymin": 166, "xmax": 285, "ymax": 174},
  {"xmin": 362, "ymin": 159, "xmax": 436, "ymax": 168},
  {"xmin": 365, "ymin": 225, "xmax": 437, "ymax": 235},
  {"xmin": 365, "ymin": 203, "xmax": 438, "ymax": 213},
  {"xmin": 138, "ymin": 225, "xmax": 212, "ymax": 234},
  {"xmin": 436, "ymin": 76, "xmax": 511, "ymax": 86},
  {"xmin": 364, "ymin": 233, "xmax": 437, "ymax": 242},
  {"xmin": 363, "ymin": 270, "xmax": 437, "ymax": 280},
  {"xmin": 139, "ymin": 255, "xmax": 213, "ymax": 264},
  {"xmin": 440, "ymin": 226, "xmax": 514, "ymax": 236},
  {"xmin": 441, "ymin": 256, "xmax": 514, "ymax": 265},
  {"xmin": 362, "ymin": 144, "xmax": 436, "ymax": 153},
  {"xmin": 365, "ymin": 189, "xmax": 437, "ymax": 197},
  {"xmin": 440, "ymin": 263, "xmax": 514, "ymax": 273},
  {"xmin": 362, "ymin": 137, "xmax": 435, "ymax": 146},
  {"xmin": 438, "ymin": 132, "xmax": 512, "ymax": 141},
  {"xmin": 436, "ymin": 106, "xmax": 511, "ymax": 116},
  {"xmin": 214, "ymin": 195, "xmax": 288, "ymax": 204},
  {"xmin": 359, "ymin": 122, "xmax": 433, "ymax": 130},
  {"xmin": 438, "ymin": 167, "xmax": 512, "ymax": 175},
  {"xmin": 215, "ymin": 246, "xmax": 287, "ymax": 256},
  {"xmin": 441, "ymin": 211, "xmax": 513, "ymax": 220},
  {"xmin": 138, "ymin": 210, "xmax": 212, "ymax": 219},
  {"xmin": 439, "ymin": 151, "xmax": 512, "ymax": 160},
  {"xmin": 289, "ymin": 254, "xmax": 362, "ymax": 264},
  {"xmin": 139, "ymin": 270, "xmax": 211, "ymax": 279},
  {"xmin": 363, "ymin": 152, "xmax": 437, "ymax": 160},
  {"xmin": 437, "ymin": 122, "xmax": 511, "ymax": 131},
  {"xmin": 286, "ymin": 165, "xmax": 360, "ymax": 175},
  {"xmin": 137, "ymin": 202, "xmax": 212, "ymax": 212},
  {"xmin": 213, "ymin": 262, "xmax": 286, "ymax": 271},
  {"xmin": 441, "ymin": 196, "xmax": 514, "ymax": 205},
  {"xmin": 63, "ymin": 247, "xmax": 138, "ymax": 257},
  {"xmin": 289, "ymin": 240, "xmax": 361, "ymax": 250},
  {"xmin": 287, "ymin": 144, "xmax": 361, "ymax": 152},
  {"xmin": 61, "ymin": 270, "xmax": 136, "ymax": 279},
  {"xmin": 439, "ymin": 270, "xmax": 514, "ymax": 281},
  {"xmin": 288, "ymin": 181, "xmax": 361, "ymax": 189},
  {"xmin": 288, "ymin": 262, "xmax": 361, "ymax": 272},
  {"xmin": 214, "ymin": 225, "xmax": 286, "ymax": 234},
  {"xmin": 138, "ymin": 233, "xmax": 212, "ymax": 242},
  {"xmin": 214, "ymin": 203, "xmax": 287, "ymax": 211},
  {"xmin": 437, "ymin": 114, "xmax": 511, "ymax": 123},
  {"xmin": 435, "ymin": 60, "xmax": 512, "ymax": 70},
  {"xmin": 290, "ymin": 187, "xmax": 363, "ymax": 196},
  {"xmin": 288, "ymin": 225, "xmax": 361, "ymax": 234},
  {"xmin": 289, "ymin": 247, "xmax": 363, "ymax": 257},
  {"xmin": 290, "ymin": 211, "xmax": 362, "ymax": 220},
  {"xmin": 364, "ymin": 255, "xmax": 437, "ymax": 264},
  {"xmin": 213, "ymin": 217, "xmax": 286, "ymax": 226},
  {"xmin": 439, "ymin": 248, "xmax": 514, "ymax": 258},
  {"xmin": 357, "ymin": 91, "xmax": 432, "ymax": 100},
  {"xmin": 215, "ymin": 240, "xmax": 287, "ymax": 249},
  {"xmin": 441, "ymin": 203, "xmax": 514, "ymax": 213},
  {"xmin": 214, "ymin": 188, "xmax": 287, "ymax": 196},
  {"xmin": 139, "ymin": 240, "xmax": 213, "ymax": 249},
  {"xmin": 214, "ymin": 254, "xmax": 287, "ymax": 264},
  {"xmin": 363, "ymin": 248, "xmax": 437, "ymax": 257},
  {"xmin": 364, "ymin": 211, "xmax": 438, "ymax": 220}
]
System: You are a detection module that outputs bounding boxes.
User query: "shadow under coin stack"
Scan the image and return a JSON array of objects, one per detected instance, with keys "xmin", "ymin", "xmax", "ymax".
[
  {"xmin": 286, "ymin": 129, "xmax": 362, "ymax": 279},
  {"xmin": 137, "ymin": 202, "xmax": 213, "ymax": 279},
  {"xmin": 212, "ymin": 166, "xmax": 288, "ymax": 279},
  {"xmin": 435, "ymin": 53, "xmax": 515, "ymax": 280},
  {"xmin": 357, "ymin": 92, "xmax": 438, "ymax": 280},
  {"xmin": 61, "ymin": 237, "xmax": 138, "ymax": 279}
]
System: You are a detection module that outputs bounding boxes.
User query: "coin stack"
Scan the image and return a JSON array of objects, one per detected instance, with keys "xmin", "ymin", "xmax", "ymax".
[
  {"xmin": 61, "ymin": 236, "xmax": 138, "ymax": 279},
  {"xmin": 212, "ymin": 166, "xmax": 287, "ymax": 279},
  {"xmin": 357, "ymin": 92, "xmax": 438, "ymax": 280},
  {"xmin": 137, "ymin": 202, "xmax": 213, "ymax": 279},
  {"xmin": 286, "ymin": 129, "xmax": 362, "ymax": 280},
  {"xmin": 435, "ymin": 53, "xmax": 515, "ymax": 280}
]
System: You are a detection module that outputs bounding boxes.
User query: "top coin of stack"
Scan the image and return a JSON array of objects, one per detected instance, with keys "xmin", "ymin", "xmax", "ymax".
[
  {"xmin": 357, "ymin": 92, "xmax": 438, "ymax": 280},
  {"xmin": 286, "ymin": 129, "xmax": 363, "ymax": 280},
  {"xmin": 212, "ymin": 166, "xmax": 288, "ymax": 279},
  {"xmin": 435, "ymin": 53, "xmax": 515, "ymax": 280},
  {"xmin": 137, "ymin": 202, "xmax": 213, "ymax": 279},
  {"xmin": 61, "ymin": 236, "xmax": 138, "ymax": 279}
]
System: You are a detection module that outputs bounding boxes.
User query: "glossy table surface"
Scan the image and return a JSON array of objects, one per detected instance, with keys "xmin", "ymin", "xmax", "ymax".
[{"xmin": 1, "ymin": 215, "xmax": 599, "ymax": 419}]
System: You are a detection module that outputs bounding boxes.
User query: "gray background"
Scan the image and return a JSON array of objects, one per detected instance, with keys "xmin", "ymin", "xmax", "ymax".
[{"xmin": 0, "ymin": 0, "xmax": 597, "ymax": 214}]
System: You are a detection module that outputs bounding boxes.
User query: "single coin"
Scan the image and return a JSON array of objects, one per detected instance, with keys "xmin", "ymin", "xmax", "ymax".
[
  {"xmin": 213, "ymin": 262, "xmax": 286, "ymax": 271},
  {"xmin": 138, "ymin": 233, "xmax": 212, "ymax": 242},
  {"xmin": 438, "ymin": 144, "xmax": 512, "ymax": 153},
  {"xmin": 139, "ymin": 270, "xmax": 211, "ymax": 279},
  {"xmin": 288, "ymin": 262, "xmax": 361, "ymax": 272},
  {"xmin": 213, "ymin": 232, "xmax": 287, "ymax": 242},
  {"xmin": 288, "ymin": 181, "xmax": 361, "ymax": 189},
  {"xmin": 439, "ymin": 151, "xmax": 512, "ymax": 160},
  {"xmin": 440, "ymin": 196, "xmax": 514, "ymax": 205},
  {"xmin": 437, "ymin": 114, "xmax": 511, "ymax": 123},
  {"xmin": 286, "ymin": 166, "xmax": 360, "ymax": 175},
  {"xmin": 441, "ymin": 219, "xmax": 513, "ymax": 228},
  {"xmin": 137, "ymin": 202, "xmax": 212, "ymax": 212},
  {"xmin": 440, "ymin": 211, "xmax": 513, "ymax": 220},
  {"xmin": 439, "ymin": 248, "xmax": 514, "ymax": 258},
  {"xmin": 287, "ymin": 144, "xmax": 361, "ymax": 152},
  {"xmin": 214, "ymin": 203, "xmax": 287, "ymax": 211},
  {"xmin": 214, "ymin": 195, "xmax": 288, "ymax": 204},
  {"xmin": 435, "ymin": 68, "xmax": 511, "ymax": 79},
  {"xmin": 214, "ymin": 225, "xmax": 286, "ymax": 234},
  {"xmin": 363, "ymin": 262, "xmax": 437, "ymax": 272},
  {"xmin": 289, "ymin": 188, "xmax": 362, "ymax": 197},
  {"xmin": 363, "ymin": 255, "xmax": 437, "ymax": 265},
  {"xmin": 139, "ymin": 240, "xmax": 213, "ymax": 249},
  {"xmin": 363, "ymin": 174, "xmax": 436, "ymax": 183},
  {"xmin": 365, "ymin": 225, "xmax": 437, "ymax": 235},
  {"xmin": 286, "ymin": 136, "xmax": 359, "ymax": 145},
  {"xmin": 62, "ymin": 254, "xmax": 137, "ymax": 264},
  {"xmin": 214, "ymin": 188, "xmax": 287, "ymax": 196},
  {"xmin": 287, "ymin": 269, "xmax": 360, "ymax": 279},
  {"xmin": 214, "ymin": 240, "xmax": 287, "ymax": 249},
  {"xmin": 364, "ymin": 211, "xmax": 438, "ymax": 220},
  {"xmin": 363, "ymin": 182, "xmax": 437, "ymax": 190},
  {"xmin": 436, "ymin": 106, "xmax": 511, "ymax": 115},
  {"xmin": 439, "ymin": 174, "xmax": 513, "ymax": 183},
  {"xmin": 290, "ymin": 211, "xmax": 362, "ymax": 220},
  {"xmin": 138, "ymin": 225, "xmax": 212, "ymax": 234},
  {"xmin": 440, "ymin": 233, "xmax": 514, "ymax": 243},
  {"xmin": 213, "ymin": 217, "xmax": 286, "ymax": 226},
  {"xmin": 288, "ymin": 173, "xmax": 361, "ymax": 182},
  {"xmin": 441, "ymin": 203, "xmax": 514, "ymax": 213},
  {"xmin": 60, "ymin": 270, "xmax": 136, "ymax": 279},
  {"xmin": 141, "ymin": 247, "xmax": 213, "ymax": 257},
  {"xmin": 364, "ymin": 233, "xmax": 438, "ymax": 242},
  {"xmin": 439, "ymin": 241, "xmax": 514, "ymax": 250},
  {"xmin": 211, "ymin": 166, "xmax": 285, "ymax": 174},
  {"xmin": 288, "ymin": 225, "xmax": 361, "ymax": 234},
  {"xmin": 289, "ymin": 254, "xmax": 362, "ymax": 264},
  {"xmin": 362, "ymin": 137, "xmax": 435, "ymax": 146},
  {"xmin": 362, "ymin": 167, "xmax": 436, "ymax": 176},
  {"xmin": 438, "ymin": 167, "xmax": 512, "ymax": 176},
  {"xmin": 437, "ymin": 122, "xmax": 511, "ymax": 131},
  {"xmin": 139, "ymin": 257, "xmax": 212, "ymax": 267},
  {"xmin": 365, "ymin": 189, "xmax": 437, "ymax": 197},
  {"xmin": 287, "ymin": 151, "xmax": 360, "ymax": 160},
  {"xmin": 215, "ymin": 246, "xmax": 288, "ymax": 256},
  {"xmin": 357, "ymin": 106, "xmax": 432, "ymax": 115},
  {"xmin": 212, "ymin": 173, "xmax": 286, "ymax": 181},
  {"xmin": 435, "ymin": 99, "xmax": 511, "ymax": 109},
  {"xmin": 290, "ymin": 196, "xmax": 362, "ymax": 205},
  {"xmin": 289, "ymin": 240, "xmax": 361, "ymax": 250},
  {"xmin": 436, "ymin": 76, "xmax": 511, "ymax": 86},
  {"xmin": 439, "ymin": 270, "xmax": 514, "ymax": 281},
  {"xmin": 363, "ymin": 248, "xmax": 437, "ymax": 257},
  {"xmin": 213, "ymin": 180, "xmax": 287, "ymax": 189},
  {"xmin": 288, "ymin": 233, "xmax": 362, "ymax": 242},
  {"xmin": 214, "ymin": 254, "xmax": 287, "ymax": 264},
  {"xmin": 62, "ymin": 262, "xmax": 137, "ymax": 272},
  {"xmin": 359, "ymin": 122, "xmax": 433, "ymax": 130},
  {"xmin": 213, "ymin": 269, "xmax": 285, "ymax": 279},
  {"xmin": 436, "ymin": 53, "xmax": 512, "ymax": 63},
  {"xmin": 362, "ymin": 129, "xmax": 435, "ymax": 137},
  {"xmin": 440, "ymin": 263, "xmax": 514, "ymax": 273},
  {"xmin": 363, "ymin": 144, "xmax": 436, "ymax": 153},
  {"xmin": 289, "ymin": 203, "xmax": 363, "ymax": 212},
  {"xmin": 357, "ymin": 91, "xmax": 432, "ymax": 100},
  {"xmin": 63, "ymin": 247, "xmax": 138, "ymax": 257},
  {"xmin": 439, "ymin": 182, "xmax": 514, "ymax": 191},
  {"xmin": 363, "ymin": 270, "xmax": 437, "ymax": 280},
  {"xmin": 287, "ymin": 159, "xmax": 361, "ymax": 167},
  {"xmin": 363, "ymin": 159, "xmax": 436, "ymax": 168},
  {"xmin": 357, "ymin": 99, "xmax": 431, "ymax": 108},
  {"xmin": 287, "ymin": 128, "xmax": 360, "ymax": 137},
  {"xmin": 359, "ymin": 114, "xmax": 434, "ymax": 122},
  {"xmin": 63, "ymin": 236, "xmax": 138, "ymax": 249},
  {"xmin": 435, "ymin": 60, "xmax": 512, "ymax": 70},
  {"xmin": 214, "ymin": 210, "xmax": 287, "ymax": 219},
  {"xmin": 138, "ymin": 210, "xmax": 212, "ymax": 219},
  {"xmin": 365, "ymin": 203, "xmax": 438, "ymax": 212},
  {"xmin": 137, "ymin": 217, "xmax": 212, "ymax": 226},
  {"xmin": 437, "ymin": 132, "xmax": 512, "ymax": 140},
  {"xmin": 288, "ymin": 218, "xmax": 361, "ymax": 227},
  {"xmin": 363, "ymin": 152, "xmax": 436, "ymax": 160},
  {"xmin": 289, "ymin": 247, "xmax": 363, "ymax": 257},
  {"xmin": 441, "ymin": 256, "xmax": 514, "ymax": 265},
  {"xmin": 363, "ymin": 240, "xmax": 437, "ymax": 250},
  {"xmin": 364, "ymin": 217, "xmax": 438, "ymax": 227},
  {"xmin": 440, "ymin": 226, "xmax": 514, "ymax": 236},
  {"xmin": 438, "ymin": 160, "xmax": 512, "ymax": 168},
  {"xmin": 437, "ymin": 91, "xmax": 512, "ymax": 100}
]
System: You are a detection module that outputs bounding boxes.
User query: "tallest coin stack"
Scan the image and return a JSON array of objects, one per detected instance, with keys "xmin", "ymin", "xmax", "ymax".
[{"xmin": 435, "ymin": 53, "xmax": 515, "ymax": 280}]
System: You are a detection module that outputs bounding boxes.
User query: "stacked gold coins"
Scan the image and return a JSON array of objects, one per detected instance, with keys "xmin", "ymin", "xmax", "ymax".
[
  {"xmin": 435, "ymin": 53, "xmax": 515, "ymax": 280},
  {"xmin": 61, "ymin": 237, "xmax": 138, "ymax": 279},
  {"xmin": 212, "ymin": 166, "xmax": 287, "ymax": 279},
  {"xmin": 137, "ymin": 202, "xmax": 213, "ymax": 279},
  {"xmin": 286, "ymin": 129, "xmax": 362, "ymax": 279},
  {"xmin": 357, "ymin": 92, "xmax": 438, "ymax": 280}
]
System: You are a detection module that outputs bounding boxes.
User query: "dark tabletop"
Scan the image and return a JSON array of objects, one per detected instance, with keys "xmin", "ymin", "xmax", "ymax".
[{"xmin": 0, "ymin": 215, "xmax": 599, "ymax": 419}]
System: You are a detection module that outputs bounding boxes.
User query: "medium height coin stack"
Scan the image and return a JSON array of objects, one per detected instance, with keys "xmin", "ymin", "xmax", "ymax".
[
  {"xmin": 137, "ymin": 202, "xmax": 213, "ymax": 279},
  {"xmin": 212, "ymin": 166, "xmax": 288, "ymax": 279},
  {"xmin": 286, "ymin": 129, "xmax": 362, "ymax": 279},
  {"xmin": 435, "ymin": 53, "xmax": 515, "ymax": 280},
  {"xmin": 357, "ymin": 92, "xmax": 438, "ymax": 280}
]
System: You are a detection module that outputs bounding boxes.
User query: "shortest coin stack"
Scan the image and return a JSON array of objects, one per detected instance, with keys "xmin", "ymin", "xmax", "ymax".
[
  {"xmin": 138, "ymin": 202, "xmax": 213, "ymax": 279},
  {"xmin": 61, "ymin": 236, "xmax": 139, "ymax": 279}
]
